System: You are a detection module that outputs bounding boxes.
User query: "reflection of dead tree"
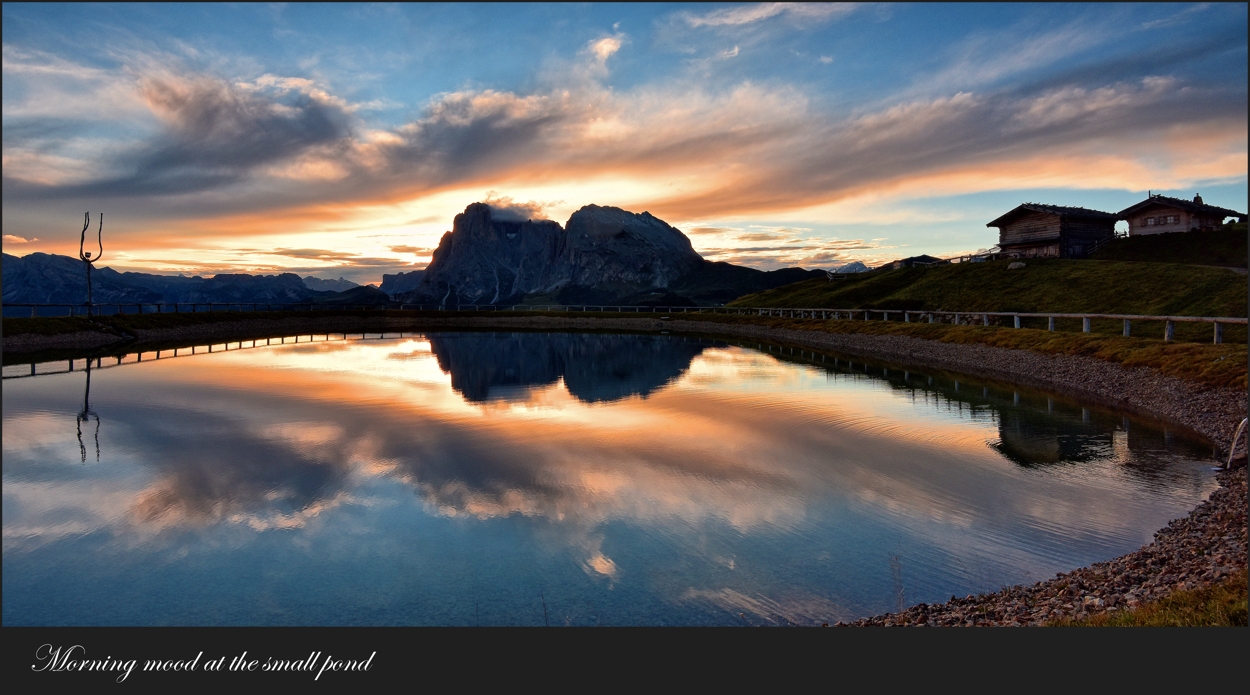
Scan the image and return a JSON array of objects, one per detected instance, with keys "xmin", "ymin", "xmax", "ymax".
[
  {"xmin": 78, "ymin": 212, "xmax": 103, "ymax": 314},
  {"xmin": 76, "ymin": 359, "xmax": 100, "ymax": 462}
]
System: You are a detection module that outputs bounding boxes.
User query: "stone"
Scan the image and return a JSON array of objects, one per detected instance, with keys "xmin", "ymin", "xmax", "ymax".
[
  {"xmin": 399, "ymin": 202, "xmax": 706, "ymax": 305},
  {"xmin": 1008, "ymin": 262, "xmax": 1027, "ymax": 270}
]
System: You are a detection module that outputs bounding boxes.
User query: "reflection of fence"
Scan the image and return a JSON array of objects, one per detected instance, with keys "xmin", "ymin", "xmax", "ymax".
[
  {"xmin": 1, "ymin": 332, "xmax": 423, "ymax": 380},
  {"xmin": 6, "ymin": 303, "xmax": 1245, "ymax": 344}
]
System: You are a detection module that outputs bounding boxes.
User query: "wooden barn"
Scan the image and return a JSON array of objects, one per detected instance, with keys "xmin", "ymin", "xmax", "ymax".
[
  {"xmin": 986, "ymin": 203, "xmax": 1117, "ymax": 259},
  {"xmin": 1117, "ymin": 193, "xmax": 1244, "ymax": 236}
]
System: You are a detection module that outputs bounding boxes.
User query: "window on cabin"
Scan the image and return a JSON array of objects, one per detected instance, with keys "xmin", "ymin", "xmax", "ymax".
[{"xmin": 1145, "ymin": 217, "xmax": 1154, "ymax": 225}]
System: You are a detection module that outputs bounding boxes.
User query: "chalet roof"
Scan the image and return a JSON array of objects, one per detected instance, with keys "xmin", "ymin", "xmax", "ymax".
[
  {"xmin": 986, "ymin": 203, "xmax": 1117, "ymax": 228},
  {"xmin": 1117, "ymin": 194, "xmax": 1244, "ymax": 220}
]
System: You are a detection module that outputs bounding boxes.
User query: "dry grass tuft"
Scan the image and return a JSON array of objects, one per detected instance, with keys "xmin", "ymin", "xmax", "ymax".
[{"xmin": 1049, "ymin": 569, "xmax": 1248, "ymax": 627}]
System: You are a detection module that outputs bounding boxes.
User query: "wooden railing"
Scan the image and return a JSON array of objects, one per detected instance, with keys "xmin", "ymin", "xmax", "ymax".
[{"xmin": 4, "ymin": 303, "xmax": 1245, "ymax": 343}]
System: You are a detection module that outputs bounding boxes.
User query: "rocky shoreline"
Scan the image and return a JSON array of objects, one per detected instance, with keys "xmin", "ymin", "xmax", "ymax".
[
  {"xmin": 838, "ymin": 467, "xmax": 1246, "ymax": 626},
  {"xmin": 5, "ymin": 313, "xmax": 1246, "ymax": 625}
]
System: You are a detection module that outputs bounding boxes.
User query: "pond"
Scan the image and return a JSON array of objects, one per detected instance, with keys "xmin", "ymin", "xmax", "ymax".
[{"xmin": 1, "ymin": 331, "xmax": 1219, "ymax": 626}]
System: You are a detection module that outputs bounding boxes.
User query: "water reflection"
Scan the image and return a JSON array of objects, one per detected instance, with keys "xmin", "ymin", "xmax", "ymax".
[
  {"xmin": 76, "ymin": 359, "xmax": 100, "ymax": 462},
  {"xmin": 426, "ymin": 332, "xmax": 707, "ymax": 403},
  {"xmin": 1, "ymin": 332, "xmax": 1218, "ymax": 626}
]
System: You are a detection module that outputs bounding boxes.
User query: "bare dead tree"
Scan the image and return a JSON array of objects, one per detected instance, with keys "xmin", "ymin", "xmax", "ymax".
[{"xmin": 78, "ymin": 212, "xmax": 103, "ymax": 313}]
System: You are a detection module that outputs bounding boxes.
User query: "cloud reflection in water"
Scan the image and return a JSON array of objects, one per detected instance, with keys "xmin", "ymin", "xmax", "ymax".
[{"xmin": 1, "ymin": 332, "xmax": 1218, "ymax": 625}]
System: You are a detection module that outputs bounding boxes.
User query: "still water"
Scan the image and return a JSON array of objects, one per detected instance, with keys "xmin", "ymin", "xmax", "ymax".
[{"xmin": 2, "ymin": 331, "xmax": 1218, "ymax": 626}]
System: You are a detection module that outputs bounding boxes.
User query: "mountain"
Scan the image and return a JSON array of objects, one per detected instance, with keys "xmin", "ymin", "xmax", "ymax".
[
  {"xmin": 2, "ymin": 252, "xmax": 362, "ymax": 306},
  {"xmin": 398, "ymin": 203, "xmax": 823, "ymax": 306},
  {"xmin": 309, "ymin": 284, "xmax": 391, "ymax": 305},
  {"xmin": 3, "ymin": 252, "xmax": 163, "ymax": 304},
  {"xmin": 379, "ymin": 270, "xmax": 424, "ymax": 297},
  {"xmin": 834, "ymin": 261, "xmax": 870, "ymax": 274},
  {"xmin": 302, "ymin": 275, "xmax": 359, "ymax": 292}
]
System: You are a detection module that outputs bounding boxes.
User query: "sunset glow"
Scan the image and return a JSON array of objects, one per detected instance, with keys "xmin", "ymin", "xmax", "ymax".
[{"xmin": 3, "ymin": 3, "xmax": 1246, "ymax": 282}]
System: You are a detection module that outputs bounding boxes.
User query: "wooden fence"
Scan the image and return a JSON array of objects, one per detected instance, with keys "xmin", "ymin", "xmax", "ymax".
[{"xmin": 4, "ymin": 302, "xmax": 1245, "ymax": 343}]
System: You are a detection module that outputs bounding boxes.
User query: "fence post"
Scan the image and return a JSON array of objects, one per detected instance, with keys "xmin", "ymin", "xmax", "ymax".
[
  {"xmin": 1123, "ymin": 319, "xmax": 1131, "ymax": 337},
  {"xmin": 1048, "ymin": 317, "xmax": 1055, "ymax": 331},
  {"xmin": 1014, "ymin": 315, "xmax": 1021, "ymax": 329},
  {"xmin": 1083, "ymin": 317, "xmax": 1091, "ymax": 333},
  {"xmin": 982, "ymin": 314, "xmax": 989, "ymax": 326},
  {"xmin": 1214, "ymin": 322, "xmax": 1223, "ymax": 344},
  {"xmin": 928, "ymin": 313, "xmax": 934, "ymax": 323},
  {"xmin": 30, "ymin": 307, "xmax": 36, "ymax": 318},
  {"xmin": 1164, "ymin": 320, "xmax": 1174, "ymax": 342}
]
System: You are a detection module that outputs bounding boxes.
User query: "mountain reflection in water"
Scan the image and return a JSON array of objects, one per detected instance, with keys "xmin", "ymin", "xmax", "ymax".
[
  {"xmin": 426, "ymin": 332, "xmax": 707, "ymax": 403},
  {"xmin": 1, "ymin": 332, "xmax": 1217, "ymax": 626}
]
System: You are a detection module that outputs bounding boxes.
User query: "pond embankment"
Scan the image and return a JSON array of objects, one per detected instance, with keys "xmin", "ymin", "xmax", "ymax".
[{"xmin": 5, "ymin": 312, "xmax": 1246, "ymax": 625}]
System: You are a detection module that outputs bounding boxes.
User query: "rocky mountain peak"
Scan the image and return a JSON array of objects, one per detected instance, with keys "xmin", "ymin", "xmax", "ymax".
[{"xmin": 402, "ymin": 202, "xmax": 708, "ymax": 306}]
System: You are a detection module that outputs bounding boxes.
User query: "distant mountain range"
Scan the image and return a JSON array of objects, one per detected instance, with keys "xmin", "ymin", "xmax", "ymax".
[
  {"xmin": 3, "ymin": 202, "xmax": 840, "ymax": 308},
  {"xmin": 1, "ymin": 252, "xmax": 383, "ymax": 306},
  {"xmin": 301, "ymin": 275, "xmax": 359, "ymax": 292},
  {"xmin": 379, "ymin": 270, "xmax": 424, "ymax": 296},
  {"xmin": 398, "ymin": 202, "xmax": 826, "ymax": 306}
]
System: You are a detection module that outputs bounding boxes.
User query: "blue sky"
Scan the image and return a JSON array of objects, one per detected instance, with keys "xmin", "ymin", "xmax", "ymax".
[{"xmin": 3, "ymin": 2, "xmax": 1246, "ymax": 283}]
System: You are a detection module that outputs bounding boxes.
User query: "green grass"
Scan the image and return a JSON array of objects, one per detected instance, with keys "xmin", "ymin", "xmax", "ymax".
[
  {"xmin": 1090, "ymin": 224, "xmax": 1247, "ymax": 267},
  {"xmin": 729, "ymin": 257, "xmax": 1247, "ymax": 318},
  {"xmin": 659, "ymin": 313, "xmax": 1248, "ymax": 390},
  {"xmin": 1049, "ymin": 569, "xmax": 1248, "ymax": 627}
]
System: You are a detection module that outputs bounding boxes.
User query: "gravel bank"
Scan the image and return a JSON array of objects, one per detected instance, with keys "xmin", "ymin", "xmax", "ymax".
[
  {"xmin": 838, "ymin": 467, "xmax": 1246, "ymax": 626},
  {"xmin": 7, "ymin": 313, "xmax": 1246, "ymax": 626}
]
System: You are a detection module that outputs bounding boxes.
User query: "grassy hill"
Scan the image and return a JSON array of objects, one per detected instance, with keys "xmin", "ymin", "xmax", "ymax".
[
  {"xmin": 727, "ymin": 256, "xmax": 1247, "ymax": 344},
  {"xmin": 1089, "ymin": 224, "xmax": 1246, "ymax": 267},
  {"xmin": 729, "ymin": 258, "xmax": 1246, "ymax": 316}
]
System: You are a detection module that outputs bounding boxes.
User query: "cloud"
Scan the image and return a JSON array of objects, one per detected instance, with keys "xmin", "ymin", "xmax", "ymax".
[
  {"xmin": 6, "ymin": 64, "xmax": 1244, "ymax": 231},
  {"xmin": 388, "ymin": 245, "xmax": 432, "ymax": 255},
  {"xmin": 6, "ymin": 70, "xmax": 355, "ymax": 197},
  {"xmin": 1141, "ymin": 3, "xmax": 1210, "ymax": 30},
  {"xmin": 2, "ymin": 14, "xmax": 1244, "ymax": 275},
  {"xmin": 3, "ymin": 234, "xmax": 37, "ymax": 244},
  {"xmin": 576, "ymin": 31, "xmax": 629, "ymax": 81},
  {"xmin": 681, "ymin": 3, "xmax": 860, "ymax": 29},
  {"xmin": 267, "ymin": 248, "xmax": 363, "ymax": 261},
  {"xmin": 587, "ymin": 35, "xmax": 624, "ymax": 63},
  {"xmin": 696, "ymin": 235, "xmax": 891, "ymax": 270},
  {"xmin": 736, "ymin": 232, "xmax": 785, "ymax": 242},
  {"xmin": 481, "ymin": 192, "xmax": 555, "ymax": 222}
]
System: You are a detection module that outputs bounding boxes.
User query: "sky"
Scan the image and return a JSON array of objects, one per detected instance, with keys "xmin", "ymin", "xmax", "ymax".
[{"xmin": 2, "ymin": 2, "xmax": 1247, "ymax": 285}]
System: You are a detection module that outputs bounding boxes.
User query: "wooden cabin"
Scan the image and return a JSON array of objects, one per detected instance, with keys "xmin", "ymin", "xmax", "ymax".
[
  {"xmin": 1116, "ymin": 193, "xmax": 1244, "ymax": 236},
  {"xmin": 986, "ymin": 203, "xmax": 1117, "ymax": 259}
]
